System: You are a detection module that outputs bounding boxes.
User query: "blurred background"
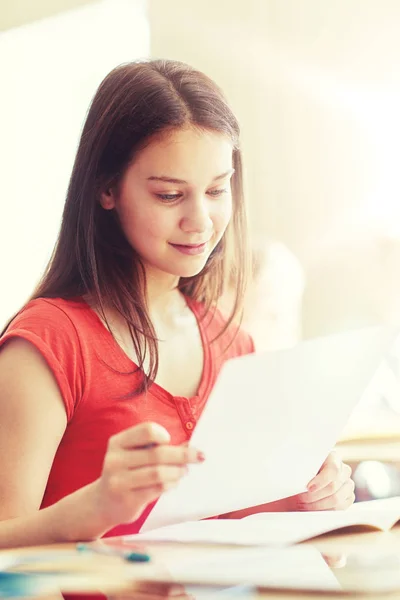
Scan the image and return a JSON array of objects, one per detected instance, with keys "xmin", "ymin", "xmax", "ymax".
[{"xmin": 2, "ymin": 0, "xmax": 400, "ymax": 496}]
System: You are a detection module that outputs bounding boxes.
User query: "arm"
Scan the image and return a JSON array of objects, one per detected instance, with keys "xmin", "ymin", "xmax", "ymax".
[
  {"xmin": 221, "ymin": 496, "xmax": 298, "ymax": 519},
  {"xmin": 0, "ymin": 338, "xmax": 107, "ymax": 546},
  {"xmin": 0, "ymin": 339, "xmax": 203, "ymax": 547}
]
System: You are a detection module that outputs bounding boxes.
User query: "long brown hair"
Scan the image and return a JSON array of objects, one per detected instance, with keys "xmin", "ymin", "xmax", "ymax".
[{"xmin": 25, "ymin": 59, "xmax": 251, "ymax": 392}]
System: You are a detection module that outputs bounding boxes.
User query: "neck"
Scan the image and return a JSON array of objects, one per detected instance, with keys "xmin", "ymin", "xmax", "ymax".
[{"xmin": 144, "ymin": 266, "xmax": 184, "ymax": 319}]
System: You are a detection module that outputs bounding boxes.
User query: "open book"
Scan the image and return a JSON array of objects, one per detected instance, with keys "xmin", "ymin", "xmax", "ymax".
[{"xmin": 128, "ymin": 497, "xmax": 400, "ymax": 547}]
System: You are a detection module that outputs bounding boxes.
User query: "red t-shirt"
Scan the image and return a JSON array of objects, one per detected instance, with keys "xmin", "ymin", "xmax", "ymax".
[{"xmin": 0, "ymin": 297, "xmax": 254, "ymax": 536}]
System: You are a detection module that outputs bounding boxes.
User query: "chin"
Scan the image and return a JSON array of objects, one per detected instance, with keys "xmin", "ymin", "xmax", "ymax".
[
  {"xmin": 173, "ymin": 261, "xmax": 209, "ymax": 279},
  {"xmin": 179, "ymin": 268, "xmax": 206, "ymax": 279}
]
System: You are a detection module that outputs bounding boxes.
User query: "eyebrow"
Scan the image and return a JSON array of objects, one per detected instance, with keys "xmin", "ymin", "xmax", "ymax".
[{"xmin": 147, "ymin": 169, "xmax": 235, "ymax": 185}]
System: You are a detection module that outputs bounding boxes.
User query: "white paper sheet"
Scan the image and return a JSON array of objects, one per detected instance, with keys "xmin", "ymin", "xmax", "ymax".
[
  {"xmin": 129, "ymin": 546, "xmax": 340, "ymax": 593},
  {"xmin": 141, "ymin": 327, "xmax": 397, "ymax": 532},
  {"xmin": 161, "ymin": 546, "xmax": 341, "ymax": 592}
]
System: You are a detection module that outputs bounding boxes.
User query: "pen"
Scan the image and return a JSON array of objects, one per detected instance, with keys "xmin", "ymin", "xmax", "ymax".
[{"xmin": 76, "ymin": 542, "xmax": 151, "ymax": 563}]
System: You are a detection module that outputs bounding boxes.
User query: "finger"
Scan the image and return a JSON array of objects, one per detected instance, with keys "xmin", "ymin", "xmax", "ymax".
[
  {"xmin": 128, "ymin": 444, "xmax": 205, "ymax": 469},
  {"xmin": 299, "ymin": 465, "xmax": 352, "ymax": 504},
  {"xmin": 298, "ymin": 481, "xmax": 341, "ymax": 504},
  {"xmin": 110, "ymin": 422, "xmax": 171, "ymax": 450},
  {"xmin": 316, "ymin": 451, "xmax": 343, "ymax": 475},
  {"xmin": 105, "ymin": 444, "xmax": 205, "ymax": 473},
  {"xmin": 131, "ymin": 479, "xmax": 184, "ymax": 506},
  {"xmin": 298, "ymin": 479, "xmax": 355, "ymax": 511},
  {"xmin": 111, "ymin": 464, "xmax": 187, "ymax": 493},
  {"xmin": 307, "ymin": 454, "xmax": 347, "ymax": 492}
]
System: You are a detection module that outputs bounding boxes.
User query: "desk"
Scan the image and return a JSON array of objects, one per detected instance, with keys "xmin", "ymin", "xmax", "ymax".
[
  {"xmin": 336, "ymin": 439, "xmax": 400, "ymax": 464},
  {"xmin": 4, "ymin": 527, "xmax": 400, "ymax": 600}
]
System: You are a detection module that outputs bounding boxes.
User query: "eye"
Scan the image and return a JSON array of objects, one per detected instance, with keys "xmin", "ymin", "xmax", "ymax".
[
  {"xmin": 208, "ymin": 188, "xmax": 228, "ymax": 197},
  {"xmin": 156, "ymin": 193, "xmax": 183, "ymax": 202}
]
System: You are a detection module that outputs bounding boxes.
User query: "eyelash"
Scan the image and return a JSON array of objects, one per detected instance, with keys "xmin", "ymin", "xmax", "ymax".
[{"xmin": 156, "ymin": 189, "xmax": 228, "ymax": 202}]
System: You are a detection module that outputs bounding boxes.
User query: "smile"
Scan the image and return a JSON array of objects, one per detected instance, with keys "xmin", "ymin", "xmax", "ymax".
[{"xmin": 169, "ymin": 241, "xmax": 209, "ymax": 256}]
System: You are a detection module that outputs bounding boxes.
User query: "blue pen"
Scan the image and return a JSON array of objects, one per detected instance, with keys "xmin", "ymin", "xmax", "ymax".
[{"xmin": 76, "ymin": 542, "xmax": 151, "ymax": 563}]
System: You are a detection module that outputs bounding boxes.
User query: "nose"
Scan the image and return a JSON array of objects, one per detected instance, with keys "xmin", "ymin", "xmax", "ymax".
[{"xmin": 180, "ymin": 195, "xmax": 213, "ymax": 235}]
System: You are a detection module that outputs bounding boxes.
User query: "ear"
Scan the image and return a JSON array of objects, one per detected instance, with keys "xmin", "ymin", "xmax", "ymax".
[{"xmin": 100, "ymin": 188, "xmax": 116, "ymax": 210}]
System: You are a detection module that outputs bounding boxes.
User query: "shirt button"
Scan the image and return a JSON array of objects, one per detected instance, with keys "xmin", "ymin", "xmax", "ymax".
[{"xmin": 185, "ymin": 421, "xmax": 194, "ymax": 430}]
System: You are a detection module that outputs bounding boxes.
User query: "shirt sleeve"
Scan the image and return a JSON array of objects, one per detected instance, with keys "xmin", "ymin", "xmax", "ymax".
[
  {"xmin": 0, "ymin": 299, "xmax": 85, "ymax": 422},
  {"xmin": 239, "ymin": 328, "xmax": 256, "ymax": 355}
]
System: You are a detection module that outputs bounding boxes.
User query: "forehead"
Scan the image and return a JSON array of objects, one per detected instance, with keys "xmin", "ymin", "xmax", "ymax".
[{"xmin": 132, "ymin": 127, "xmax": 234, "ymax": 180}]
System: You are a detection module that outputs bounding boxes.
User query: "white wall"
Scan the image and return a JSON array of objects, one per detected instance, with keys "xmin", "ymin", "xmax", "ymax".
[
  {"xmin": 149, "ymin": 0, "xmax": 400, "ymax": 256},
  {"xmin": 0, "ymin": 0, "xmax": 150, "ymax": 327},
  {"xmin": 149, "ymin": 0, "xmax": 400, "ymax": 337},
  {"xmin": 0, "ymin": 0, "xmax": 96, "ymax": 31}
]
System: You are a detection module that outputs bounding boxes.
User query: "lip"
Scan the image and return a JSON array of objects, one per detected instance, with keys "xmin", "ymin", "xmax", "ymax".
[{"xmin": 169, "ymin": 241, "xmax": 209, "ymax": 256}]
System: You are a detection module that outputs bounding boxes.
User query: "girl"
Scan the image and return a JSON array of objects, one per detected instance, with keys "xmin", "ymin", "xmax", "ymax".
[{"xmin": 0, "ymin": 60, "xmax": 354, "ymax": 547}]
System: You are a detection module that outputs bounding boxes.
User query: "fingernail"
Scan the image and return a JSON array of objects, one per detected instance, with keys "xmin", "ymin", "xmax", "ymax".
[{"xmin": 197, "ymin": 451, "xmax": 206, "ymax": 462}]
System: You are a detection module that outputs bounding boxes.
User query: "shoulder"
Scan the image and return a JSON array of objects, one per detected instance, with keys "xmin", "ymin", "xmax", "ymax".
[
  {"xmin": 10, "ymin": 297, "xmax": 88, "ymax": 325},
  {"xmin": 1, "ymin": 297, "xmax": 92, "ymax": 377},
  {"xmin": 4, "ymin": 297, "xmax": 91, "ymax": 340},
  {"xmin": 1, "ymin": 297, "xmax": 96, "ymax": 368},
  {"xmin": 212, "ymin": 307, "xmax": 255, "ymax": 357},
  {"xmin": 0, "ymin": 298, "xmax": 90, "ymax": 421},
  {"xmin": 189, "ymin": 298, "xmax": 255, "ymax": 358}
]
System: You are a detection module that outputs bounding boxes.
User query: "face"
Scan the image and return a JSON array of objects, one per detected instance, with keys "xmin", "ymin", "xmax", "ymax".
[{"xmin": 101, "ymin": 127, "xmax": 234, "ymax": 281}]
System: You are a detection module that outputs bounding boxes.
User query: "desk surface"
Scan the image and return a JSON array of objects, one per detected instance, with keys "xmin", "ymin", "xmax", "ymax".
[
  {"xmin": 4, "ymin": 526, "xmax": 400, "ymax": 600},
  {"xmin": 1, "ymin": 443, "xmax": 400, "ymax": 599}
]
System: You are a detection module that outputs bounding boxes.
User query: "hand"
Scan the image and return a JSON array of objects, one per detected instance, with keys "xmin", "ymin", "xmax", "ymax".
[
  {"xmin": 295, "ymin": 451, "xmax": 355, "ymax": 511},
  {"xmin": 94, "ymin": 422, "xmax": 204, "ymax": 528}
]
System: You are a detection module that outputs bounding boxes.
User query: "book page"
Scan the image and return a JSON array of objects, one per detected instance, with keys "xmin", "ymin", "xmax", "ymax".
[
  {"xmin": 142, "ymin": 327, "xmax": 397, "ymax": 532},
  {"xmin": 130, "ymin": 497, "xmax": 400, "ymax": 546}
]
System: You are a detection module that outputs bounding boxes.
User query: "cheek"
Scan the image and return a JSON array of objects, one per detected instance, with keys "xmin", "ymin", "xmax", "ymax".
[
  {"xmin": 118, "ymin": 202, "xmax": 164, "ymax": 241},
  {"xmin": 212, "ymin": 198, "xmax": 233, "ymax": 232}
]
